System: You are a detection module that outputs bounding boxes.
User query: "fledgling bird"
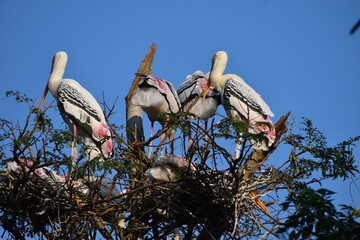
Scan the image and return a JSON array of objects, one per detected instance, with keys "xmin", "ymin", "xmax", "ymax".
[{"xmin": 146, "ymin": 154, "xmax": 195, "ymax": 181}]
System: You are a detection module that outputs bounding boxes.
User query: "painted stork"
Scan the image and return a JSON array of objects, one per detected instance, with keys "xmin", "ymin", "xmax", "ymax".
[
  {"xmin": 203, "ymin": 51, "xmax": 275, "ymax": 157},
  {"xmin": 177, "ymin": 71, "xmax": 221, "ymax": 146},
  {"xmin": 146, "ymin": 154, "xmax": 196, "ymax": 181},
  {"xmin": 38, "ymin": 51, "xmax": 113, "ymax": 166},
  {"xmin": 178, "ymin": 70, "xmax": 220, "ymax": 119},
  {"xmin": 131, "ymin": 74, "xmax": 181, "ymax": 154}
]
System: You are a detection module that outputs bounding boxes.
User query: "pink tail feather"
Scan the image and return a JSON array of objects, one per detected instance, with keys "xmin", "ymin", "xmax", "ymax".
[
  {"xmin": 92, "ymin": 121, "xmax": 114, "ymax": 158},
  {"xmin": 250, "ymin": 114, "xmax": 276, "ymax": 150}
]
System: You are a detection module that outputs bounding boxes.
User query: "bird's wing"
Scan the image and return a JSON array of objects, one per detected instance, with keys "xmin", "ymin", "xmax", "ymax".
[
  {"xmin": 57, "ymin": 80, "xmax": 106, "ymax": 137},
  {"xmin": 196, "ymin": 76, "xmax": 220, "ymax": 98},
  {"xmin": 166, "ymin": 81, "xmax": 181, "ymax": 112},
  {"xmin": 144, "ymin": 75, "xmax": 180, "ymax": 113},
  {"xmin": 222, "ymin": 77, "xmax": 274, "ymax": 117},
  {"xmin": 177, "ymin": 71, "xmax": 204, "ymax": 96}
]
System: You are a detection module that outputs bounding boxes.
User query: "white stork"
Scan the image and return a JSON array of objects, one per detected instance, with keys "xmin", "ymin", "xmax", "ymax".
[
  {"xmin": 203, "ymin": 51, "xmax": 275, "ymax": 157},
  {"xmin": 38, "ymin": 51, "xmax": 114, "ymax": 166},
  {"xmin": 131, "ymin": 74, "xmax": 180, "ymax": 154},
  {"xmin": 177, "ymin": 71, "xmax": 221, "ymax": 147}
]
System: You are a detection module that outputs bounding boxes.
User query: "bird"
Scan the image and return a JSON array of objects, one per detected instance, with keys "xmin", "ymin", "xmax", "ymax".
[
  {"xmin": 6, "ymin": 158, "xmax": 64, "ymax": 184},
  {"xmin": 178, "ymin": 70, "xmax": 220, "ymax": 119},
  {"xmin": 177, "ymin": 71, "xmax": 221, "ymax": 146},
  {"xmin": 38, "ymin": 51, "xmax": 114, "ymax": 167},
  {"xmin": 146, "ymin": 154, "xmax": 196, "ymax": 181},
  {"xmin": 131, "ymin": 74, "xmax": 181, "ymax": 154},
  {"xmin": 203, "ymin": 51, "xmax": 275, "ymax": 157}
]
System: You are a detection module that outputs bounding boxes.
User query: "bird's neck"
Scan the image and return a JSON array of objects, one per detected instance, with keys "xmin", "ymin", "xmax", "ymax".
[
  {"xmin": 48, "ymin": 56, "xmax": 67, "ymax": 98},
  {"xmin": 210, "ymin": 58, "xmax": 228, "ymax": 90}
]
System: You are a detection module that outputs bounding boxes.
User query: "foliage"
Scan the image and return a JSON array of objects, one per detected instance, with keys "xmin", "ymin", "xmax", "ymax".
[
  {"xmin": 286, "ymin": 118, "xmax": 359, "ymax": 181},
  {"xmin": 278, "ymin": 188, "xmax": 360, "ymax": 240},
  {"xmin": 0, "ymin": 91, "xmax": 359, "ymax": 240},
  {"xmin": 277, "ymin": 117, "xmax": 360, "ymax": 239}
]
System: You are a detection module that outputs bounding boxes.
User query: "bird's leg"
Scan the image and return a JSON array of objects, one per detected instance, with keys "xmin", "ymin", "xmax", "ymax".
[
  {"xmin": 160, "ymin": 118, "xmax": 171, "ymax": 154},
  {"xmin": 159, "ymin": 126, "xmax": 167, "ymax": 155},
  {"xmin": 160, "ymin": 139, "xmax": 166, "ymax": 155},
  {"xmin": 203, "ymin": 120, "xmax": 209, "ymax": 146},
  {"xmin": 70, "ymin": 125, "xmax": 78, "ymax": 174},
  {"xmin": 169, "ymin": 130, "xmax": 175, "ymax": 155},
  {"xmin": 235, "ymin": 117, "xmax": 248, "ymax": 159},
  {"xmin": 235, "ymin": 134, "xmax": 243, "ymax": 159},
  {"xmin": 148, "ymin": 121, "xmax": 154, "ymax": 157},
  {"xmin": 187, "ymin": 118, "xmax": 193, "ymax": 149}
]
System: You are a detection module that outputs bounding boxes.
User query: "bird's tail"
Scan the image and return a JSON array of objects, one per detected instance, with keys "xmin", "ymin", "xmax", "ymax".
[
  {"xmin": 249, "ymin": 114, "xmax": 276, "ymax": 151},
  {"xmin": 91, "ymin": 122, "xmax": 114, "ymax": 159},
  {"xmin": 85, "ymin": 131, "xmax": 113, "ymax": 162}
]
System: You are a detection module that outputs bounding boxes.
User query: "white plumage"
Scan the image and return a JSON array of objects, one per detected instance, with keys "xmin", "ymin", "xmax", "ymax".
[
  {"xmin": 39, "ymin": 51, "xmax": 113, "ymax": 165},
  {"xmin": 178, "ymin": 70, "xmax": 220, "ymax": 120},
  {"xmin": 204, "ymin": 51, "xmax": 275, "ymax": 154},
  {"xmin": 131, "ymin": 75, "xmax": 181, "ymax": 154},
  {"xmin": 132, "ymin": 75, "xmax": 180, "ymax": 125},
  {"xmin": 146, "ymin": 154, "xmax": 195, "ymax": 181}
]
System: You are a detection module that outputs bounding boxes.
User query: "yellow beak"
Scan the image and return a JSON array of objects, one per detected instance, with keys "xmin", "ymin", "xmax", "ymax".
[
  {"xmin": 38, "ymin": 84, "xmax": 49, "ymax": 110},
  {"xmin": 202, "ymin": 78, "xmax": 211, "ymax": 103}
]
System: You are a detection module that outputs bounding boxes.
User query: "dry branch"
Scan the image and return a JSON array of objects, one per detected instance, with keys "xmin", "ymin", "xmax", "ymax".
[
  {"xmin": 123, "ymin": 43, "xmax": 158, "ymax": 239},
  {"xmin": 125, "ymin": 43, "xmax": 157, "ymax": 183},
  {"xmin": 125, "ymin": 43, "xmax": 157, "ymax": 144}
]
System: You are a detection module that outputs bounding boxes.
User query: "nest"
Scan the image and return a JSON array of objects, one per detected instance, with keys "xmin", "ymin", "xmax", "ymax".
[
  {"xmin": 123, "ymin": 164, "xmax": 276, "ymax": 239},
  {"xmin": 0, "ymin": 163, "xmax": 125, "ymax": 240},
  {"xmin": 0, "ymin": 155, "xmax": 280, "ymax": 240}
]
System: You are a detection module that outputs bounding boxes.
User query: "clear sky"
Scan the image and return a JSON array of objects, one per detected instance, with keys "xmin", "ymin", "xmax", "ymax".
[{"xmin": 1, "ymin": 0, "xmax": 359, "ymax": 215}]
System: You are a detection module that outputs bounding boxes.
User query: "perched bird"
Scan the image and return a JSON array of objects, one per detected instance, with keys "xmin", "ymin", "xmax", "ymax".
[
  {"xmin": 178, "ymin": 71, "xmax": 221, "ymax": 146},
  {"xmin": 131, "ymin": 74, "xmax": 181, "ymax": 154},
  {"xmin": 146, "ymin": 154, "xmax": 196, "ymax": 181},
  {"xmin": 38, "ymin": 51, "xmax": 113, "ymax": 166},
  {"xmin": 178, "ymin": 70, "xmax": 220, "ymax": 119},
  {"xmin": 203, "ymin": 51, "xmax": 275, "ymax": 156}
]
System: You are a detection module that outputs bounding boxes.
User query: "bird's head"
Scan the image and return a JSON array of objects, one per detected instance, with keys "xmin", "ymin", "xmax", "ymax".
[
  {"xmin": 38, "ymin": 51, "xmax": 68, "ymax": 111},
  {"xmin": 202, "ymin": 52, "xmax": 219, "ymax": 103},
  {"xmin": 202, "ymin": 51, "xmax": 228, "ymax": 103}
]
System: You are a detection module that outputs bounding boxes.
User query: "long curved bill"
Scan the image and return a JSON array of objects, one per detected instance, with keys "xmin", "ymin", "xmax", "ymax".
[
  {"xmin": 202, "ymin": 75, "xmax": 212, "ymax": 103},
  {"xmin": 249, "ymin": 192, "xmax": 271, "ymax": 215},
  {"xmin": 38, "ymin": 84, "xmax": 49, "ymax": 111},
  {"xmin": 202, "ymin": 56, "xmax": 215, "ymax": 103}
]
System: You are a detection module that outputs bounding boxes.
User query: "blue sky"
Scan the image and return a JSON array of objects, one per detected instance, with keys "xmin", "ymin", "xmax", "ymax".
[{"xmin": 1, "ymin": 0, "xmax": 359, "ymax": 221}]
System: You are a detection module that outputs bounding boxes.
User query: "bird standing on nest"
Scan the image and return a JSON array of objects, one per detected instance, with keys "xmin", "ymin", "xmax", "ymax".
[{"xmin": 132, "ymin": 74, "xmax": 180, "ymax": 154}]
